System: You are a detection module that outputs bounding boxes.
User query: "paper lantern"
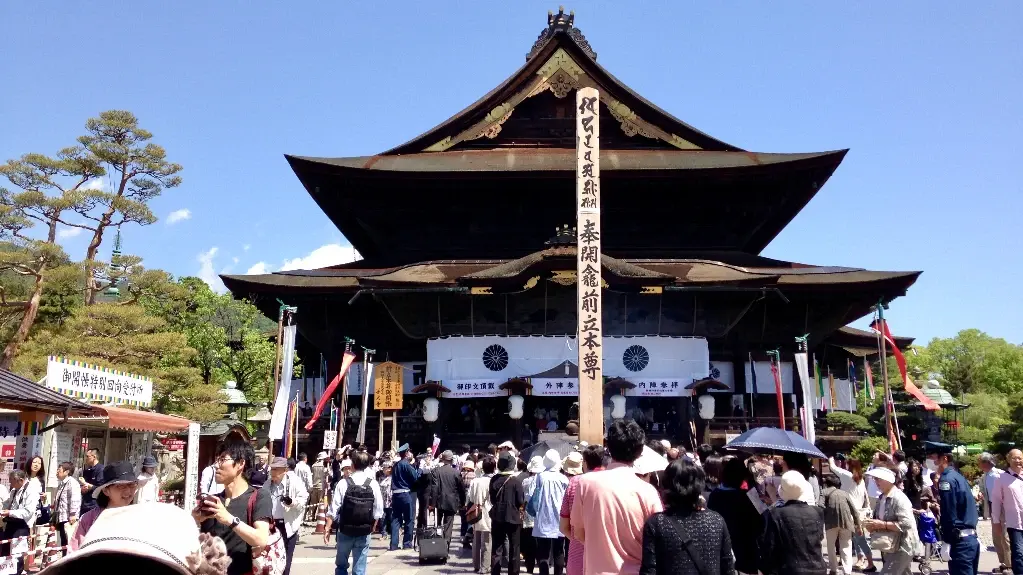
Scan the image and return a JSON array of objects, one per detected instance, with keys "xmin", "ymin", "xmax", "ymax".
[
  {"xmin": 610, "ymin": 394, "xmax": 627, "ymax": 419},
  {"xmin": 698, "ymin": 394, "xmax": 715, "ymax": 420},
  {"xmin": 423, "ymin": 397, "xmax": 440, "ymax": 422},
  {"xmin": 508, "ymin": 395, "xmax": 524, "ymax": 420}
]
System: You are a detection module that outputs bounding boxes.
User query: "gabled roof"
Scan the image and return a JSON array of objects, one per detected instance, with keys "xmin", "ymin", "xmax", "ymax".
[{"xmin": 385, "ymin": 8, "xmax": 739, "ymax": 155}]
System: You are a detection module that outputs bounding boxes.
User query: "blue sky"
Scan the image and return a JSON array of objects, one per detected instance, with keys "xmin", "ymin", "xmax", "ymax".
[{"xmin": 1, "ymin": 2, "xmax": 1020, "ymax": 345}]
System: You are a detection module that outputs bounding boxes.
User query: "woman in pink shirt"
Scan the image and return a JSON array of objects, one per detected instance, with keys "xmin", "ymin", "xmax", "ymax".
[{"xmin": 560, "ymin": 445, "xmax": 606, "ymax": 575}]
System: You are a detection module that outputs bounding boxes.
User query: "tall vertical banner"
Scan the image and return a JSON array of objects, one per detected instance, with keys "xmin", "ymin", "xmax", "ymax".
[
  {"xmin": 794, "ymin": 337, "xmax": 815, "ymax": 444},
  {"xmin": 269, "ymin": 325, "xmax": 298, "ymax": 440},
  {"xmin": 184, "ymin": 422, "xmax": 200, "ymax": 510},
  {"xmin": 576, "ymin": 87, "xmax": 603, "ymax": 445}
]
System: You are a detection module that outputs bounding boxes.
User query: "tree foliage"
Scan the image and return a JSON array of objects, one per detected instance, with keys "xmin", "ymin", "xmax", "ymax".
[
  {"xmin": 851, "ymin": 436, "xmax": 891, "ymax": 466},
  {"xmin": 909, "ymin": 329, "xmax": 1023, "ymax": 396}
]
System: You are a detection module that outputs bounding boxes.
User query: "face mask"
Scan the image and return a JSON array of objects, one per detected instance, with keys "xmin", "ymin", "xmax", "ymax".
[{"xmin": 924, "ymin": 459, "xmax": 937, "ymax": 472}]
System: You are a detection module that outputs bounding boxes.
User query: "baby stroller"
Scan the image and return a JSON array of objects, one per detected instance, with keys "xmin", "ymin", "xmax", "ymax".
[{"xmin": 916, "ymin": 510, "xmax": 944, "ymax": 575}]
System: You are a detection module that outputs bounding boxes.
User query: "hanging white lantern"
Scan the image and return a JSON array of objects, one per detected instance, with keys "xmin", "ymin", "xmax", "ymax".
[
  {"xmin": 508, "ymin": 395, "xmax": 524, "ymax": 419},
  {"xmin": 423, "ymin": 397, "xmax": 440, "ymax": 422},
  {"xmin": 698, "ymin": 394, "xmax": 715, "ymax": 420},
  {"xmin": 610, "ymin": 394, "xmax": 627, "ymax": 419}
]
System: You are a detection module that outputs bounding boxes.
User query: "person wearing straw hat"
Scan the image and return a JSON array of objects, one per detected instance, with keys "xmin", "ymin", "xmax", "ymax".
[
  {"xmin": 521, "ymin": 455, "xmax": 545, "ymax": 573},
  {"xmin": 40, "ymin": 503, "xmax": 233, "ymax": 575}
]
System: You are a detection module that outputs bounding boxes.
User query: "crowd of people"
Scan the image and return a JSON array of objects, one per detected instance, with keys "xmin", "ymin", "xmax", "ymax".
[
  {"xmin": 8, "ymin": 423, "xmax": 1021, "ymax": 575},
  {"xmin": 308, "ymin": 421, "xmax": 1023, "ymax": 575}
]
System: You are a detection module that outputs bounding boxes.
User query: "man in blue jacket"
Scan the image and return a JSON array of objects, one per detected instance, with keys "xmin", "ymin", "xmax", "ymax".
[
  {"xmin": 389, "ymin": 443, "xmax": 421, "ymax": 551},
  {"xmin": 927, "ymin": 442, "xmax": 979, "ymax": 575}
]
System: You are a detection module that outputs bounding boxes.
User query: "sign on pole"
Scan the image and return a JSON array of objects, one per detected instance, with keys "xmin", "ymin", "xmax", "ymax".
[
  {"xmin": 184, "ymin": 422, "xmax": 200, "ymax": 509},
  {"xmin": 373, "ymin": 362, "xmax": 404, "ymax": 411},
  {"xmin": 576, "ymin": 86, "xmax": 604, "ymax": 445},
  {"xmin": 322, "ymin": 430, "xmax": 338, "ymax": 451}
]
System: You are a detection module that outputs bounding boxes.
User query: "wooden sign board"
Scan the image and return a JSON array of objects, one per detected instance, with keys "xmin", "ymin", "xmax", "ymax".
[
  {"xmin": 576, "ymin": 86, "xmax": 604, "ymax": 445},
  {"xmin": 374, "ymin": 361, "xmax": 404, "ymax": 411}
]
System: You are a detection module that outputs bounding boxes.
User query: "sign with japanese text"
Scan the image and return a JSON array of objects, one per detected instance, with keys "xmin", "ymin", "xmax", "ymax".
[
  {"xmin": 46, "ymin": 356, "xmax": 153, "ymax": 407},
  {"xmin": 184, "ymin": 422, "xmax": 200, "ymax": 510},
  {"xmin": 15, "ymin": 434, "xmax": 42, "ymax": 479},
  {"xmin": 373, "ymin": 361, "xmax": 404, "ymax": 411},
  {"xmin": 576, "ymin": 86, "xmax": 603, "ymax": 444},
  {"xmin": 531, "ymin": 378, "xmax": 579, "ymax": 396},
  {"xmin": 159, "ymin": 438, "xmax": 186, "ymax": 451},
  {"xmin": 626, "ymin": 379, "xmax": 687, "ymax": 397},
  {"xmin": 322, "ymin": 430, "xmax": 338, "ymax": 451},
  {"xmin": 443, "ymin": 380, "xmax": 506, "ymax": 398}
]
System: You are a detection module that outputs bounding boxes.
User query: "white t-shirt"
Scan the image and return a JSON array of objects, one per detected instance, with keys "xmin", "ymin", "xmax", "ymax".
[{"xmin": 985, "ymin": 468, "xmax": 1004, "ymax": 499}]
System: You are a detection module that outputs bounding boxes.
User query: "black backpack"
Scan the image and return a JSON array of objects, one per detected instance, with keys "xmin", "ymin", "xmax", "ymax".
[{"xmin": 338, "ymin": 477, "xmax": 376, "ymax": 536}]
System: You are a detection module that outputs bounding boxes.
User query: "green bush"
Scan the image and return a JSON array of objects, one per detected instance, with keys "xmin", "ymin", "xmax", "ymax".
[
  {"xmin": 850, "ymin": 436, "xmax": 892, "ymax": 466},
  {"xmin": 826, "ymin": 411, "xmax": 873, "ymax": 433}
]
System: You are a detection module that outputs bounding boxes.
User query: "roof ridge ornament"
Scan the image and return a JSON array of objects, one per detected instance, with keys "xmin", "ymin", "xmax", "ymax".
[{"xmin": 527, "ymin": 6, "xmax": 597, "ymax": 62}]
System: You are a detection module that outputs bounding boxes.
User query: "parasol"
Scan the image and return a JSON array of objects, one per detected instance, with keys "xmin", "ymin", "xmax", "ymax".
[
  {"xmin": 684, "ymin": 377, "xmax": 730, "ymax": 391},
  {"xmin": 518, "ymin": 438, "xmax": 576, "ymax": 463},
  {"xmin": 724, "ymin": 427, "xmax": 826, "ymax": 458}
]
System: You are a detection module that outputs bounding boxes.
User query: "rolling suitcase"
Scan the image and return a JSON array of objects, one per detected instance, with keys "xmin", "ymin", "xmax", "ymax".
[{"xmin": 417, "ymin": 510, "xmax": 448, "ymax": 564}]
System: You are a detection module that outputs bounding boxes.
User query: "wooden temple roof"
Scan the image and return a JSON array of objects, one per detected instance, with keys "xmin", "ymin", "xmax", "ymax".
[
  {"xmin": 283, "ymin": 10, "xmax": 850, "ymax": 264},
  {"xmin": 221, "ymin": 249, "xmax": 920, "ymax": 295}
]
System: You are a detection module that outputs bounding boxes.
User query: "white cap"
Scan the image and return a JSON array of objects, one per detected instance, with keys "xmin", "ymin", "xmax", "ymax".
[
  {"xmin": 865, "ymin": 466, "xmax": 897, "ymax": 485},
  {"xmin": 341, "ymin": 459, "xmax": 353, "ymax": 469},
  {"xmin": 526, "ymin": 456, "xmax": 545, "ymax": 473}
]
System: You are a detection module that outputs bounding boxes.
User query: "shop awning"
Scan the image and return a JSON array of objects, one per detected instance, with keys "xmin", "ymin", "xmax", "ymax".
[
  {"xmin": 0, "ymin": 369, "xmax": 96, "ymax": 415},
  {"xmin": 83, "ymin": 405, "xmax": 192, "ymax": 433}
]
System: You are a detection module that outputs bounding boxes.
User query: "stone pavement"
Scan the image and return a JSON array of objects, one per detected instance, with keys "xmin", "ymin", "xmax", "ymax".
[{"xmin": 291, "ymin": 519, "xmax": 1007, "ymax": 575}]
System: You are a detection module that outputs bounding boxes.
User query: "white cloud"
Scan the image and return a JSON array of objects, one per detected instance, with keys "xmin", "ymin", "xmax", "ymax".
[
  {"xmin": 246, "ymin": 261, "xmax": 272, "ymax": 275},
  {"xmin": 197, "ymin": 247, "xmax": 227, "ymax": 293},
  {"xmin": 57, "ymin": 227, "xmax": 84, "ymax": 239},
  {"xmin": 166, "ymin": 209, "xmax": 192, "ymax": 225},
  {"xmin": 232, "ymin": 257, "xmax": 239, "ymax": 264},
  {"xmin": 243, "ymin": 244, "xmax": 251, "ymax": 252},
  {"xmin": 280, "ymin": 243, "xmax": 361, "ymax": 271},
  {"xmin": 82, "ymin": 178, "xmax": 105, "ymax": 191}
]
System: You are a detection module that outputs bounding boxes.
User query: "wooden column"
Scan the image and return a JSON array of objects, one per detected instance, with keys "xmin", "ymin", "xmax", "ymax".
[{"xmin": 576, "ymin": 86, "xmax": 604, "ymax": 445}]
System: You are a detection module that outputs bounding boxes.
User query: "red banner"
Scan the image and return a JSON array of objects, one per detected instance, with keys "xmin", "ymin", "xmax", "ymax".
[{"xmin": 304, "ymin": 352, "xmax": 356, "ymax": 431}]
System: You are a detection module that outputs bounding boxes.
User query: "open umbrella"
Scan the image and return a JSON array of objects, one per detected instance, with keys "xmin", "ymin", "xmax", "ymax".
[
  {"xmin": 724, "ymin": 427, "xmax": 826, "ymax": 458},
  {"xmin": 519, "ymin": 438, "xmax": 575, "ymax": 463}
]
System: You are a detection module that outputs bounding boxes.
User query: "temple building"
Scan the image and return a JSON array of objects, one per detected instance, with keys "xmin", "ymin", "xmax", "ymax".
[{"xmin": 222, "ymin": 9, "xmax": 921, "ymax": 452}]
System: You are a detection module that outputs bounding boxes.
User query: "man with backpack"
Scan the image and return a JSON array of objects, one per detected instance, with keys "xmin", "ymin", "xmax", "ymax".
[{"xmin": 324, "ymin": 451, "xmax": 383, "ymax": 575}]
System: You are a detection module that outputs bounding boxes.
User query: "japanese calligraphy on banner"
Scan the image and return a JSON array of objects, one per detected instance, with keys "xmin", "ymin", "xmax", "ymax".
[
  {"xmin": 444, "ymin": 380, "xmax": 505, "ymax": 398},
  {"xmin": 629, "ymin": 379, "xmax": 686, "ymax": 397},
  {"xmin": 46, "ymin": 356, "xmax": 153, "ymax": 407},
  {"xmin": 373, "ymin": 361, "xmax": 404, "ymax": 411},
  {"xmin": 576, "ymin": 86, "xmax": 603, "ymax": 444},
  {"xmin": 531, "ymin": 378, "xmax": 579, "ymax": 396}
]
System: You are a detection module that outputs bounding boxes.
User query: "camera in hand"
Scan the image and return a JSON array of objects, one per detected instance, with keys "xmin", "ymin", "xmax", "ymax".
[{"xmin": 281, "ymin": 496, "xmax": 293, "ymax": 505}]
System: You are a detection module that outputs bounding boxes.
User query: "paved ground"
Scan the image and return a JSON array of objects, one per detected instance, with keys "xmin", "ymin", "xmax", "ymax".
[{"xmin": 292, "ymin": 518, "xmax": 1007, "ymax": 575}]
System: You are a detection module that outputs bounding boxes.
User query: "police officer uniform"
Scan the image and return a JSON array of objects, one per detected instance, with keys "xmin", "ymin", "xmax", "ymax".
[{"xmin": 929, "ymin": 442, "xmax": 980, "ymax": 575}]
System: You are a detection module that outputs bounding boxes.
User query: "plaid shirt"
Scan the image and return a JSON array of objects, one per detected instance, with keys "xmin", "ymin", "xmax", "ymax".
[{"xmin": 380, "ymin": 476, "xmax": 393, "ymax": 509}]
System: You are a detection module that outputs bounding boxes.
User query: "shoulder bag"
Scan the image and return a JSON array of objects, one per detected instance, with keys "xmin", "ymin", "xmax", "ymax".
[
  {"xmin": 659, "ymin": 514, "xmax": 709, "ymax": 575},
  {"xmin": 247, "ymin": 490, "xmax": 286, "ymax": 575},
  {"xmin": 466, "ymin": 476, "xmax": 501, "ymax": 525}
]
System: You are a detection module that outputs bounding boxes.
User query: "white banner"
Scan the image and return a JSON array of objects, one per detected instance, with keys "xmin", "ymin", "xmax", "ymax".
[
  {"xmin": 794, "ymin": 348, "xmax": 816, "ymax": 445},
  {"xmin": 427, "ymin": 336, "xmax": 708, "ymax": 382},
  {"xmin": 269, "ymin": 325, "xmax": 298, "ymax": 440},
  {"xmin": 708, "ymin": 361, "xmax": 735, "ymax": 393},
  {"xmin": 46, "ymin": 356, "xmax": 153, "ymax": 407},
  {"xmin": 744, "ymin": 361, "xmax": 794, "ymax": 394},
  {"xmin": 184, "ymin": 422, "xmax": 200, "ymax": 510}
]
